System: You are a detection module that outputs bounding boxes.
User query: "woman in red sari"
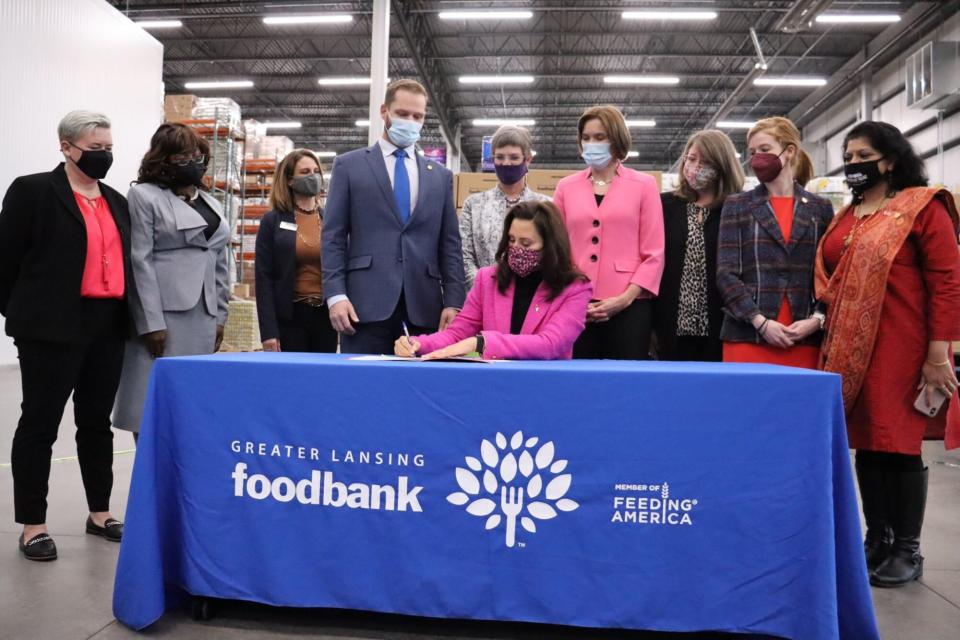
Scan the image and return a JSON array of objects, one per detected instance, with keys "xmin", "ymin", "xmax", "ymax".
[{"xmin": 815, "ymin": 121, "xmax": 960, "ymax": 588}]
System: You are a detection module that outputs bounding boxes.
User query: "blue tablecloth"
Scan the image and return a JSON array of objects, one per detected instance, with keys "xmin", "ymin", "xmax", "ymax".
[{"xmin": 113, "ymin": 354, "xmax": 878, "ymax": 639}]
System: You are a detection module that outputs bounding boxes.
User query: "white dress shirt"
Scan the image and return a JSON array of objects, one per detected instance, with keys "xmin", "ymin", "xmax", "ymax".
[{"xmin": 378, "ymin": 136, "xmax": 419, "ymax": 213}]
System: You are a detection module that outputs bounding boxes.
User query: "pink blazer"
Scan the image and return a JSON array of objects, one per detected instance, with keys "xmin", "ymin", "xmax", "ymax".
[
  {"xmin": 552, "ymin": 165, "xmax": 665, "ymax": 300},
  {"xmin": 414, "ymin": 266, "xmax": 592, "ymax": 360}
]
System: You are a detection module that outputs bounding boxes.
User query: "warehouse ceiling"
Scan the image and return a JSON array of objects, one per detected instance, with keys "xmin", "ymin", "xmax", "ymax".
[{"xmin": 113, "ymin": 0, "xmax": 940, "ymax": 170}]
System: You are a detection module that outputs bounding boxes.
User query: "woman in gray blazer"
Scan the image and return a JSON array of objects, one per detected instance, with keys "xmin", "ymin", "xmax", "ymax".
[{"xmin": 114, "ymin": 124, "xmax": 230, "ymax": 438}]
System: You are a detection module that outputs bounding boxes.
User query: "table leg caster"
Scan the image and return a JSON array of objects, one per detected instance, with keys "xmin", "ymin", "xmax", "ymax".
[{"xmin": 191, "ymin": 597, "xmax": 214, "ymax": 621}]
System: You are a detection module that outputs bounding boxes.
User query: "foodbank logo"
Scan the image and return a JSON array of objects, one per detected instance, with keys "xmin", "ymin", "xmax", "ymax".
[{"xmin": 446, "ymin": 430, "xmax": 579, "ymax": 547}]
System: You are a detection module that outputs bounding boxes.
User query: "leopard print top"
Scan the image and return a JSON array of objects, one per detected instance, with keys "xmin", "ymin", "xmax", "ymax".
[{"xmin": 676, "ymin": 202, "xmax": 711, "ymax": 337}]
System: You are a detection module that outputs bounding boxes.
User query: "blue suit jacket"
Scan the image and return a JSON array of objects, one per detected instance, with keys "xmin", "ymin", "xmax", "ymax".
[{"xmin": 321, "ymin": 143, "xmax": 466, "ymax": 327}]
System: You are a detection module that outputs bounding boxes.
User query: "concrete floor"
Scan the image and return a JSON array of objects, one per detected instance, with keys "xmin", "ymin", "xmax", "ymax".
[{"xmin": 0, "ymin": 364, "xmax": 958, "ymax": 640}]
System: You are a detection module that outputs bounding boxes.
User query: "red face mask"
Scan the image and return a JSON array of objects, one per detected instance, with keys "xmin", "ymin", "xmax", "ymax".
[{"xmin": 750, "ymin": 150, "xmax": 785, "ymax": 184}]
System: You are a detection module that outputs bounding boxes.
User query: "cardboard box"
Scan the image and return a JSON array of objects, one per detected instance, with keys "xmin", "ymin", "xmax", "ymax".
[
  {"xmin": 526, "ymin": 169, "xmax": 577, "ymax": 197},
  {"xmin": 454, "ymin": 168, "xmax": 658, "ymax": 206},
  {"xmin": 456, "ymin": 172, "xmax": 499, "ymax": 208},
  {"xmin": 164, "ymin": 94, "xmax": 196, "ymax": 123}
]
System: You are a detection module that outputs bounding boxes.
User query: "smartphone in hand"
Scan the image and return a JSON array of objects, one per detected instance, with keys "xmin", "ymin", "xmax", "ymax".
[{"xmin": 914, "ymin": 385, "xmax": 950, "ymax": 417}]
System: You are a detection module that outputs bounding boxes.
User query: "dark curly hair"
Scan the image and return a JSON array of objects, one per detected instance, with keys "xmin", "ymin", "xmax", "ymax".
[
  {"xmin": 843, "ymin": 121, "xmax": 927, "ymax": 202},
  {"xmin": 494, "ymin": 200, "xmax": 587, "ymax": 300},
  {"xmin": 136, "ymin": 123, "xmax": 211, "ymax": 189}
]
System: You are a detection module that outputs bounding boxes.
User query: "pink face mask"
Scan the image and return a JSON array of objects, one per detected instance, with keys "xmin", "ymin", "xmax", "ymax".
[
  {"xmin": 683, "ymin": 164, "xmax": 718, "ymax": 191},
  {"xmin": 507, "ymin": 244, "xmax": 542, "ymax": 277}
]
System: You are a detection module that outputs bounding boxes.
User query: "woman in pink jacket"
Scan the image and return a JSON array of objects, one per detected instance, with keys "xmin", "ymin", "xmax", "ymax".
[
  {"xmin": 553, "ymin": 105, "xmax": 665, "ymax": 360},
  {"xmin": 395, "ymin": 200, "xmax": 591, "ymax": 360}
]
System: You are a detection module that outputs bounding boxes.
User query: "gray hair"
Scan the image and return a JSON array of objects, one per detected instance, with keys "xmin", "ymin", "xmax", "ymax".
[
  {"xmin": 491, "ymin": 125, "xmax": 534, "ymax": 158},
  {"xmin": 57, "ymin": 110, "xmax": 111, "ymax": 143}
]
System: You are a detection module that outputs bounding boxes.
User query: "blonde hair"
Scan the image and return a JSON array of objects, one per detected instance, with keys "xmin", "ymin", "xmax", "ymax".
[
  {"xmin": 385, "ymin": 79, "xmax": 427, "ymax": 106},
  {"xmin": 747, "ymin": 116, "xmax": 815, "ymax": 186},
  {"xmin": 675, "ymin": 129, "xmax": 745, "ymax": 205},
  {"xmin": 577, "ymin": 105, "xmax": 632, "ymax": 161},
  {"xmin": 269, "ymin": 149, "xmax": 321, "ymax": 213}
]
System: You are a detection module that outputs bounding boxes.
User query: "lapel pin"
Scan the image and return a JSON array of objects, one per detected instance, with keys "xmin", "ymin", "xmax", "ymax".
[
  {"xmin": 801, "ymin": 197, "xmax": 808, "ymax": 204},
  {"xmin": 535, "ymin": 305, "xmax": 540, "ymax": 313},
  {"xmin": 427, "ymin": 164, "xmax": 434, "ymax": 171}
]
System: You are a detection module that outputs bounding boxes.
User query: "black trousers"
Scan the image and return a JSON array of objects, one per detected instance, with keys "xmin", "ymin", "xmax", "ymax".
[
  {"xmin": 856, "ymin": 449, "xmax": 924, "ymax": 472},
  {"xmin": 339, "ymin": 293, "xmax": 435, "ymax": 355},
  {"xmin": 278, "ymin": 301, "xmax": 339, "ymax": 353},
  {"xmin": 574, "ymin": 299, "xmax": 653, "ymax": 360},
  {"xmin": 668, "ymin": 335, "xmax": 724, "ymax": 362},
  {"xmin": 11, "ymin": 299, "xmax": 124, "ymax": 524}
]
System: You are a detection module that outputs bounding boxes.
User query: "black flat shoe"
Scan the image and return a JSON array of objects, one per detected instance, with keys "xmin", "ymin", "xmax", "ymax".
[
  {"xmin": 85, "ymin": 516, "xmax": 123, "ymax": 542},
  {"xmin": 19, "ymin": 533, "xmax": 57, "ymax": 561}
]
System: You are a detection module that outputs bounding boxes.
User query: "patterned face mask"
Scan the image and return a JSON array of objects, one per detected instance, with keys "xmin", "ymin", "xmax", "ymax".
[
  {"xmin": 683, "ymin": 163, "xmax": 718, "ymax": 191},
  {"xmin": 507, "ymin": 244, "xmax": 542, "ymax": 277}
]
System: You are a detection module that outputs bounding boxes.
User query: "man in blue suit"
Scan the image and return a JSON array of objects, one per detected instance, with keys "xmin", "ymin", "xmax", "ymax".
[{"xmin": 322, "ymin": 79, "xmax": 465, "ymax": 354}]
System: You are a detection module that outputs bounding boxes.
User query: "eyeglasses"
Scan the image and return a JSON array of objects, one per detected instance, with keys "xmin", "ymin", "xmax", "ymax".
[{"xmin": 169, "ymin": 154, "xmax": 207, "ymax": 166}]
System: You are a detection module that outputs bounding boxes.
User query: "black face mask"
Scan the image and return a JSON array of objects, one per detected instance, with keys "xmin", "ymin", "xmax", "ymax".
[
  {"xmin": 165, "ymin": 160, "xmax": 207, "ymax": 188},
  {"xmin": 68, "ymin": 143, "xmax": 113, "ymax": 180},
  {"xmin": 844, "ymin": 159, "xmax": 885, "ymax": 193}
]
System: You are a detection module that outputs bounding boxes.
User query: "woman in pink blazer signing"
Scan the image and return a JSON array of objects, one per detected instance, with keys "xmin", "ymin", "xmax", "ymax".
[
  {"xmin": 395, "ymin": 200, "xmax": 591, "ymax": 360},
  {"xmin": 552, "ymin": 105, "xmax": 665, "ymax": 360}
]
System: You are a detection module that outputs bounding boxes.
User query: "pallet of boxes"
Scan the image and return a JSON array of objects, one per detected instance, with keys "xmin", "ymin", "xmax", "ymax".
[
  {"xmin": 216, "ymin": 120, "xmax": 298, "ymax": 352},
  {"xmin": 454, "ymin": 169, "xmax": 663, "ymax": 214}
]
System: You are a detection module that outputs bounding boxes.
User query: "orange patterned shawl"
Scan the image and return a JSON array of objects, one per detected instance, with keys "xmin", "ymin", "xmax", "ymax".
[{"xmin": 814, "ymin": 187, "xmax": 959, "ymax": 409}]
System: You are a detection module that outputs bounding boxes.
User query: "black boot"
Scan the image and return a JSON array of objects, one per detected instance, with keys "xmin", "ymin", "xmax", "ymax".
[
  {"xmin": 871, "ymin": 468, "xmax": 927, "ymax": 588},
  {"xmin": 855, "ymin": 460, "xmax": 892, "ymax": 572}
]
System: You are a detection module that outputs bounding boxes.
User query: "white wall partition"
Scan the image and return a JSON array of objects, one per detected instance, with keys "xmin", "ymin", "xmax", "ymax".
[
  {"xmin": 0, "ymin": 0, "xmax": 163, "ymax": 365},
  {"xmin": 801, "ymin": 12, "xmax": 960, "ymax": 188}
]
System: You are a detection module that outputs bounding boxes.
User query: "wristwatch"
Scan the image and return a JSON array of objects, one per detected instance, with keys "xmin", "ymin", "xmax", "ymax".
[
  {"xmin": 475, "ymin": 333, "xmax": 485, "ymax": 356},
  {"xmin": 812, "ymin": 311, "xmax": 826, "ymax": 331}
]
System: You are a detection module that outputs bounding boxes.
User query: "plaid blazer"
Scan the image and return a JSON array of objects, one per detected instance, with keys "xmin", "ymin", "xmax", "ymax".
[{"xmin": 716, "ymin": 183, "xmax": 835, "ymax": 344}]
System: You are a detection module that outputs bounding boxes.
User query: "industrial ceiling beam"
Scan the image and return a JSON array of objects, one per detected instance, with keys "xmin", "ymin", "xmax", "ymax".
[
  {"xmin": 388, "ymin": 0, "xmax": 465, "ymax": 165},
  {"xmin": 788, "ymin": 1, "xmax": 953, "ymax": 128}
]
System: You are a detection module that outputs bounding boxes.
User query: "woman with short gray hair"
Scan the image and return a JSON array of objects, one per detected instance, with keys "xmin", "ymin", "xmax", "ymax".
[
  {"xmin": 459, "ymin": 125, "xmax": 550, "ymax": 290},
  {"xmin": 0, "ymin": 110, "xmax": 133, "ymax": 560}
]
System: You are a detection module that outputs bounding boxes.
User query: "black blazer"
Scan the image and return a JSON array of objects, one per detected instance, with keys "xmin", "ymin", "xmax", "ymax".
[
  {"xmin": 255, "ymin": 208, "xmax": 319, "ymax": 341},
  {"xmin": 0, "ymin": 163, "xmax": 133, "ymax": 342},
  {"xmin": 652, "ymin": 192, "xmax": 724, "ymax": 359}
]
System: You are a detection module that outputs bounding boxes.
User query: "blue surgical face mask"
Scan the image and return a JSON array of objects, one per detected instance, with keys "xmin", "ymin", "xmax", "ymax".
[
  {"xmin": 582, "ymin": 142, "xmax": 613, "ymax": 169},
  {"xmin": 386, "ymin": 116, "xmax": 422, "ymax": 148}
]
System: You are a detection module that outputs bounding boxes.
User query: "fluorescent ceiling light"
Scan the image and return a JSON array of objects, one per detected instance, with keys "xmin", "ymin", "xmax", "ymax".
[
  {"xmin": 754, "ymin": 77, "xmax": 827, "ymax": 87},
  {"xmin": 625, "ymin": 119, "xmax": 656, "ymax": 128},
  {"xmin": 815, "ymin": 14, "xmax": 900, "ymax": 24},
  {"xmin": 717, "ymin": 120, "xmax": 757, "ymax": 129},
  {"xmin": 136, "ymin": 20, "xmax": 182, "ymax": 28},
  {"xmin": 622, "ymin": 11, "xmax": 717, "ymax": 21},
  {"xmin": 314, "ymin": 151, "xmax": 337, "ymax": 158},
  {"xmin": 627, "ymin": 151, "xmax": 640, "ymax": 158},
  {"xmin": 356, "ymin": 120, "xmax": 371, "ymax": 127},
  {"xmin": 318, "ymin": 77, "xmax": 371, "ymax": 86},
  {"xmin": 459, "ymin": 75, "xmax": 536, "ymax": 85},
  {"xmin": 261, "ymin": 122, "xmax": 302, "ymax": 130},
  {"xmin": 183, "ymin": 80, "xmax": 254, "ymax": 90},
  {"xmin": 263, "ymin": 14, "xmax": 353, "ymax": 25},
  {"xmin": 472, "ymin": 118, "xmax": 536, "ymax": 127},
  {"xmin": 604, "ymin": 75, "xmax": 681, "ymax": 85},
  {"xmin": 438, "ymin": 10, "xmax": 533, "ymax": 20}
]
